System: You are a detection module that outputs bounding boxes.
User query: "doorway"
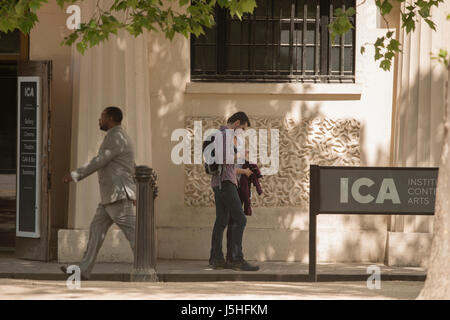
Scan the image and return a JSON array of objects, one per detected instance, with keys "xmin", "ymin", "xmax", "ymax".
[{"xmin": 0, "ymin": 62, "xmax": 17, "ymax": 251}]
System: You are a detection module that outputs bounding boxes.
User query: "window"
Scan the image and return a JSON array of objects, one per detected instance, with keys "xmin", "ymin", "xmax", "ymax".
[
  {"xmin": 0, "ymin": 29, "xmax": 29, "ymax": 61},
  {"xmin": 191, "ymin": 0, "xmax": 355, "ymax": 83}
]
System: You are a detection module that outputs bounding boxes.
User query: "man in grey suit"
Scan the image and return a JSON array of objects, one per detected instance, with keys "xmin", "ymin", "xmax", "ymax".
[{"xmin": 61, "ymin": 106, "xmax": 136, "ymax": 280}]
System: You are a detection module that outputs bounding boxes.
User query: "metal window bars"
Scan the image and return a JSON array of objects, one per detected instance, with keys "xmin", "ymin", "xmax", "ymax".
[{"xmin": 190, "ymin": 0, "xmax": 355, "ymax": 83}]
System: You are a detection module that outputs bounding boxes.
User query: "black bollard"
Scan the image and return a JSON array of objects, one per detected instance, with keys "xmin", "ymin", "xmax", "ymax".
[{"xmin": 131, "ymin": 165, "xmax": 158, "ymax": 282}]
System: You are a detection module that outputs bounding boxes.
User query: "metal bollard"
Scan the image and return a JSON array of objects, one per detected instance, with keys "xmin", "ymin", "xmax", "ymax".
[{"xmin": 131, "ymin": 165, "xmax": 158, "ymax": 282}]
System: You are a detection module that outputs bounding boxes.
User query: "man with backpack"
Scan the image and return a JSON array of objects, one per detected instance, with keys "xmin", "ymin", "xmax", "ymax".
[{"xmin": 206, "ymin": 112, "xmax": 259, "ymax": 271}]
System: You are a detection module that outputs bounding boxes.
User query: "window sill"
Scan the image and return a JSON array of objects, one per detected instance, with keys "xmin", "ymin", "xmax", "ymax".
[{"xmin": 185, "ymin": 82, "xmax": 363, "ymax": 99}]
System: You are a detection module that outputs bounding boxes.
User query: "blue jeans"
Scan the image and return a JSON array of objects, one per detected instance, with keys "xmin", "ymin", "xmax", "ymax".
[{"xmin": 210, "ymin": 181, "xmax": 247, "ymax": 264}]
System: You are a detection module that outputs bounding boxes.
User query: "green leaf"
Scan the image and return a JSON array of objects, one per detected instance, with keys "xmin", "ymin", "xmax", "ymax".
[
  {"xmin": 360, "ymin": 46, "xmax": 366, "ymax": 55},
  {"xmin": 30, "ymin": 0, "xmax": 47, "ymax": 12},
  {"xmin": 385, "ymin": 51, "xmax": 395, "ymax": 60},
  {"xmin": 334, "ymin": 8, "xmax": 344, "ymax": 16},
  {"xmin": 76, "ymin": 41, "xmax": 87, "ymax": 54},
  {"xmin": 431, "ymin": 48, "xmax": 449, "ymax": 67},
  {"xmin": 387, "ymin": 39, "xmax": 401, "ymax": 52},
  {"xmin": 346, "ymin": 7, "xmax": 356, "ymax": 16},
  {"xmin": 179, "ymin": 0, "xmax": 189, "ymax": 6},
  {"xmin": 438, "ymin": 48, "xmax": 448, "ymax": 59},
  {"xmin": 15, "ymin": 2, "xmax": 26, "ymax": 15},
  {"xmin": 375, "ymin": 48, "xmax": 383, "ymax": 60},
  {"xmin": 374, "ymin": 37, "xmax": 385, "ymax": 48},
  {"xmin": 240, "ymin": 0, "xmax": 257, "ymax": 13},
  {"xmin": 380, "ymin": 59, "xmax": 392, "ymax": 71},
  {"xmin": 380, "ymin": 0, "xmax": 393, "ymax": 15},
  {"xmin": 402, "ymin": 12, "xmax": 416, "ymax": 33},
  {"xmin": 56, "ymin": 0, "xmax": 67, "ymax": 8},
  {"xmin": 128, "ymin": 0, "xmax": 139, "ymax": 9},
  {"xmin": 116, "ymin": 1, "xmax": 128, "ymax": 11},
  {"xmin": 167, "ymin": 28, "xmax": 175, "ymax": 40},
  {"xmin": 217, "ymin": 0, "xmax": 228, "ymax": 7},
  {"xmin": 424, "ymin": 18, "xmax": 436, "ymax": 31}
]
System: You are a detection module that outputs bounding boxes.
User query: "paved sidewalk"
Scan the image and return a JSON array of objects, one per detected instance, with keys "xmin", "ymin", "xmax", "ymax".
[
  {"xmin": 0, "ymin": 279, "xmax": 424, "ymax": 300},
  {"xmin": 0, "ymin": 253, "xmax": 427, "ymax": 282}
]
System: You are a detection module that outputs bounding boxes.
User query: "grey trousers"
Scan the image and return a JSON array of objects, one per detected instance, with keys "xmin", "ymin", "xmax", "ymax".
[{"xmin": 78, "ymin": 199, "xmax": 136, "ymax": 278}]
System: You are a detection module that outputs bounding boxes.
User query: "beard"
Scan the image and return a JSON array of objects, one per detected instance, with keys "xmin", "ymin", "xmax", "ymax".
[{"xmin": 100, "ymin": 124, "xmax": 108, "ymax": 131}]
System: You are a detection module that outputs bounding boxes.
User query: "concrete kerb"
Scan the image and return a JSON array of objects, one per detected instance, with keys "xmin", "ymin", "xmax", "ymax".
[{"xmin": 0, "ymin": 257, "xmax": 427, "ymax": 282}]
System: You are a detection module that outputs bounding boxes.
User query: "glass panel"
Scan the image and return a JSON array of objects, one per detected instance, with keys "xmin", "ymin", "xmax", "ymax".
[
  {"xmin": 294, "ymin": 23, "xmax": 302, "ymax": 45},
  {"xmin": 331, "ymin": 47, "xmax": 340, "ymax": 72},
  {"xmin": 272, "ymin": 22, "xmax": 280, "ymax": 45},
  {"xmin": 295, "ymin": 45, "xmax": 302, "ymax": 71},
  {"xmin": 295, "ymin": 0, "xmax": 304, "ymax": 18},
  {"xmin": 274, "ymin": 0, "xmax": 291, "ymax": 18},
  {"xmin": 279, "ymin": 46, "xmax": 290, "ymax": 71},
  {"xmin": 255, "ymin": 21, "xmax": 272, "ymax": 44},
  {"xmin": 254, "ymin": 0, "xmax": 270, "ymax": 17},
  {"xmin": 270, "ymin": 45, "xmax": 277, "ymax": 71},
  {"xmin": 280, "ymin": 23, "xmax": 290, "ymax": 44},
  {"xmin": 330, "ymin": 34, "xmax": 341, "ymax": 45},
  {"xmin": 0, "ymin": 30, "xmax": 21, "ymax": 54},
  {"xmin": 204, "ymin": 46, "xmax": 216, "ymax": 70},
  {"xmin": 305, "ymin": 46, "xmax": 315, "ymax": 72},
  {"xmin": 203, "ymin": 26, "xmax": 217, "ymax": 44},
  {"xmin": 254, "ymin": 47, "xmax": 272, "ymax": 71},
  {"xmin": 332, "ymin": 0, "xmax": 344, "ymax": 11},
  {"xmin": 344, "ymin": 28, "xmax": 354, "ymax": 45},
  {"xmin": 344, "ymin": 47, "xmax": 354, "ymax": 72},
  {"xmin": 306, "ymin": 0, "xmax": 319, "ymax": 19},
  {"xmin": 304, "ymin": 23, "xmax": 316, "ymax": 44},
  {"xmin": 227, "ymin": 46, "xmax": 248, "ymax": 71},
  {"xmin": 228, "ymin": 20, "xmax": 242, "ymax": 44},
  {"xmin": 194, "ymin": 46, "xmax": 216, "ymax": 71}
]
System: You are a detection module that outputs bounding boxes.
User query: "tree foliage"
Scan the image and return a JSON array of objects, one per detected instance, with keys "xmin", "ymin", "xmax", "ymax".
[
  {"xmin": 0, "ymin": 0, "xmax": 446, "ymax": 68},
  {"xmin": 0, "ymin": 0, "xmax": 257, "ymax": 53},
  {"xmin": 329, "ymin": 0, "xmax": 445, "ymax": 71}
]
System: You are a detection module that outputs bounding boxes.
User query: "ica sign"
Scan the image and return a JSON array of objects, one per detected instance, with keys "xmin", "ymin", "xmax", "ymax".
[
  {"xmin": 24, "ymin": 86, "xmax": 34, "ymax": 97},
  {"xmin": 340, "ymin": 177, "xmax": 401, "ymax": 204}
]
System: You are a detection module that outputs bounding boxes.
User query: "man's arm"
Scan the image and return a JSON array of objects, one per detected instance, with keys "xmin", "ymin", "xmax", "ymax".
[{"xmin": 63, "ymin": 133, "xmax": 125, "ymax": 183}]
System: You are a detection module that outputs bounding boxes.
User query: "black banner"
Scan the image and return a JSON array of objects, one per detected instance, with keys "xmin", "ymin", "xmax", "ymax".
[{"xmin": 17, "ymin": 79, "xmax": 39, "ymax": 236}]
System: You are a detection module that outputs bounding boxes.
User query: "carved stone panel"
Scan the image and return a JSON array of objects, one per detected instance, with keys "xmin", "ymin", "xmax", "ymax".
[{"xmin": 184, "ymin": 116, "xmax": 360, "ymax": 207}]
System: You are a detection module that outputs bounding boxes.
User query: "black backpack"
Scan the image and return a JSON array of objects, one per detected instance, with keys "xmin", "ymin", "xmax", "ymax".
[{"xmin": 202, "ymin": 133, "xmax": 221, "ymax": 176}]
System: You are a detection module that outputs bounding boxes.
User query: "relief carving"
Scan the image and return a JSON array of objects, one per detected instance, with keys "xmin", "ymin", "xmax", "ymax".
[{"xmin": 184, "ymin": 116, "xmax": 360, "ymax": 207}]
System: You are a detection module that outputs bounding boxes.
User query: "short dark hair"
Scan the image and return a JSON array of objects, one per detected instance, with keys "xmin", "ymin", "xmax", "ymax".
[
  {"xmin": 227, "ymin": 111, "xmax": 251, "ymax": 127},
  {"xmin": 104, "ymin": 106, "xmax": 123, "ymax": 123}
]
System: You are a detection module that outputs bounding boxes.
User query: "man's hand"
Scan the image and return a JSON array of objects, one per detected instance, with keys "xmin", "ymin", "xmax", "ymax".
[
  {"xmin": 243, "ymin": 168, "xmax": 252, "ymax": 177},
  {"xmin": 132, "ymin": 200, "xmax": 136, "ymax": 207},
  {"xmin": 62, "ymin": 173, "xmax": 73, "ymax": 184},
  {"xmin": 236, "ymin": 167, "xmax": 253, "ymax": 177}
]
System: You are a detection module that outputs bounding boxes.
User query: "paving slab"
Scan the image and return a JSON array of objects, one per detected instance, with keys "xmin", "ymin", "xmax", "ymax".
[{"xmin": 0, "ymin": 279, "xmax": 425, "ymax": 300}]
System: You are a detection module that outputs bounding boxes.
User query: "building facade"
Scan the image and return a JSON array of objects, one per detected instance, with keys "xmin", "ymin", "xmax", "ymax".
[{"xmin": 0, "ymin": 0, "xmax": 448, "ymax": 266}]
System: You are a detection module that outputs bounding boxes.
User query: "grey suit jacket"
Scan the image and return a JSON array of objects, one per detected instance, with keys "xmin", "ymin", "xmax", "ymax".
[{"xmin": 71, "ymin": 125, "xmax": 136, "ymax": 205}]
